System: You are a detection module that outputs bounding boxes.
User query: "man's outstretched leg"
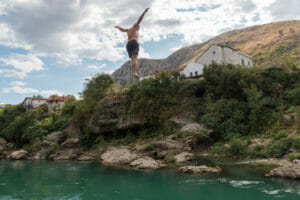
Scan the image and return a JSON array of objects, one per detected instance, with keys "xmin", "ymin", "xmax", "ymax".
[{"xmin": 131, "ymin": 54, "xmax": 139, "ymax": 79}]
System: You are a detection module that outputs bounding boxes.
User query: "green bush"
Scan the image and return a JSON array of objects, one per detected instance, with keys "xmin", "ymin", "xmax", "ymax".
[
  {"xmin": 226, "ymin": 138, "xmax": 248, "ymax": 157},
  {"xmin": 248, "ymin": 145, "xmax": 267, "ymax": 158},
  {"xmin": 287, "ymin": 152, "xmax": 300, "ymax": 161},
  {"xmin": 290, "ymin": 135, "xmax": 300, "ymax": 150},
  {"xmin": 265, "ymin": 137, "xmax": 292, "ymax": 158},
  {"xmin": 129, "ymin": 72, "xmax": 183, "ymax": 130},
  {"xmin": 201, "ymin": 98, "xmax": 249, "ymax": 140},
  {"xmin": 82, "ymin": 74, "xmax": 114, "ymax": 113},
  {"xmin": 284, "ymin": 86, "xmax": 300, "ymax": 105},
  {"xmin": 272, "ymin": 130, "xmax": 288, "ymax": 140}
]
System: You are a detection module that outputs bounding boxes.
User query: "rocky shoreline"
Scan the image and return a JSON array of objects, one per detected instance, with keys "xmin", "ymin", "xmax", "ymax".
[{"xmin": 1, "ymin": 129, "xmax": 300, "ymax": 178}]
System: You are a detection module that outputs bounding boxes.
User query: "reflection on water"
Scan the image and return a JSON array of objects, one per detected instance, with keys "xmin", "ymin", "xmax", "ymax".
[{"xmin": 0, "ymin": 160, "xmax": 299, "ymax": 200}]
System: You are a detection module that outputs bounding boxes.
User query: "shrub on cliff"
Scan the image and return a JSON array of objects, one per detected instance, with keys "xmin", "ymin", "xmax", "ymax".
[
  {"xmin": 82, "ymin": 74, "xmax": 114, "ymax": 113},
  {"xmin": 129, "ymin": 71, "xmax": 183, "ymax": 130}
]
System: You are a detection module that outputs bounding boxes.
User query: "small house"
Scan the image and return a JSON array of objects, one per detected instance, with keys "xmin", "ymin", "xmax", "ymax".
[
  {"xmin": 47, "ymin": 96, "xmax": 69, "ymax": 112},
  {"xmin": 23, "ymin": 97, "xmax": 48, "ymax": 111},
  {"xmin": 195, "ymin": 44, "xmax": 253, "ymax": 67},
  {"xmin": 0, "ymin": 103, "xmax": 4, "ymax": 108}
]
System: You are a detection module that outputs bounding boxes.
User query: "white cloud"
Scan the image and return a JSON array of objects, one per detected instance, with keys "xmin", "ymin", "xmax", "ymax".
[
  {"xmin": 269, "ymin": 0, "xmax": 300, "ymax": 20},
  {"xmin": 0, "ymin": 54, "xmax": 44, "ymax": 78},
  {"xmin": 0, "ymin": 69, "xmax": 27, "ymax": 78},
  {"xmin": 40, "ymin": 90, "xmax": 63, "ymax": 97},
  {"xmin": 1, "ymin": 81, "xmax": 63, "ymax": 96},
  {"xmin": 0, "ymin": 0, "xmax": 298, "ymax": 68},
  {"xmin": 10, "ymin": 81, "xmax": 25, "ymax": 87},
  {"xmin": 139, "ymin": 47, "xmax": 151, "ymax": 58},
  {"xmin": 87, "ymin": 64, "xmax": 107, "ymax": 70},
  {"xmin": 2, "ymin": 86, "xmax": 38, "ymax": 94}
]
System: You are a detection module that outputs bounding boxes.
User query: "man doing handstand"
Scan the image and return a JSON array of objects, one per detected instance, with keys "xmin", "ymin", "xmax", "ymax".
[{"xmin": 115, "ymin": 8, "xmax": 150, "ymax": 79}]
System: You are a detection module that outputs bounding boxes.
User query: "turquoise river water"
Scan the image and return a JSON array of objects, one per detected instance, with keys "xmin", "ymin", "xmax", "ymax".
[{"xmin": 0, "ymin": 160, "xmax": 299, "ymax": 200}]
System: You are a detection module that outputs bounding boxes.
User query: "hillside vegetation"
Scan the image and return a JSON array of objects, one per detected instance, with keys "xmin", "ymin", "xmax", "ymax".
[{"xmin": 1, "ymin": 61, "xmax": 299, "ymax": 160}]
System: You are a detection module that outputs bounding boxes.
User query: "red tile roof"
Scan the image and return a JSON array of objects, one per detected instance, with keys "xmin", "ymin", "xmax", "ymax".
[
  {"xmin": 47, "ymin": 96, "xmax": 69, "ymax": 102},
  {"xmin": 30, "ymin": 97, "xmax": 49, "ymax": 101}
]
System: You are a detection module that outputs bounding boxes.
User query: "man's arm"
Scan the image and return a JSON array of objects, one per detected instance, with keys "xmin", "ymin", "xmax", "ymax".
[
  {"xmin": 115, "ymin": 26, "xmax": 128, "ymax": 32},
  {"xmin": 135, "ymin": 8, "xmax": 149, "ymax": 27}
]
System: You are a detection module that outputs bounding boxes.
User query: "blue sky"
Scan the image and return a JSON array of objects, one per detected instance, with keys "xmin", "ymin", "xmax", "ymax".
[{"xmin": 0, "ymin": 0, "xmax": 299, "ymax": 104}]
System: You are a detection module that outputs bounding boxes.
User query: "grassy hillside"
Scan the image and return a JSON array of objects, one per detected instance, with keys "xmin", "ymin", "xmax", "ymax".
[{"xmin": 184, "ymin": 20, "xmax": 300, "ymax": 67}]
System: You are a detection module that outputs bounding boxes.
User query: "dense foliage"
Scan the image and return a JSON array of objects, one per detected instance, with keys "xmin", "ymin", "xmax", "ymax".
[
  {"xmin": 189, "ymin": 63, "xmax": 299, "ymax": 140},
  {"xmin": 0, "ymin": 64, "xmax": 299, "ymax": 160},
  {"xmin": 0, "ymin": 101, "xmax": 73, "ymax": 147}
]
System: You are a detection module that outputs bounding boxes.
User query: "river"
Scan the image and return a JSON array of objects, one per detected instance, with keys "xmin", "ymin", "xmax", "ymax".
[{"xmin": 0, "ymin": 160, "xmax": 299, "ymax": 200}]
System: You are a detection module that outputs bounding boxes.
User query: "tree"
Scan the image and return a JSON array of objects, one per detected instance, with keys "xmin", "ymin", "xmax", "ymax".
[{"xmin": 82, "ymin": 74, "xmax": 114, "ymax": 113}]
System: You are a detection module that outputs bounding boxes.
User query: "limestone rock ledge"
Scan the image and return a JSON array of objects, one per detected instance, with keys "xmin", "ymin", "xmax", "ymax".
[
  {"xmin": 101, "ymin": 148, "xmax": 137, "ymax": 165},
  {"xmin": 268, "ymin": 164, "xmax": 300, "ymax": 179},
  {"xmin": 129, "ymin": 156, "xmax": 160, "ymax": 169},
  {"xmin": 9, "ymin": 150, "xmax": 28, "ymax": 160}
]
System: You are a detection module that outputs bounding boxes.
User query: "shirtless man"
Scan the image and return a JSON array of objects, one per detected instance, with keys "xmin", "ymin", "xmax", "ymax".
[{"xmin": 115, "ymin": 8, "xmax": 150, "ymax": 79}]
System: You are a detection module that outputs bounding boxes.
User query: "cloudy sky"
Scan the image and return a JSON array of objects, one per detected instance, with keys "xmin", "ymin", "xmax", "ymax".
[{"xmin": 0, "ymin": 0, "xmax": 299, "ymax": 104}]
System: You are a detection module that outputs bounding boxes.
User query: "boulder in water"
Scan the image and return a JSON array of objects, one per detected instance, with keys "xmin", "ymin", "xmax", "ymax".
[
  {"xmin": 129, "ymin": 156, "xmax": 160, "ymax": 169},
  {"xmin": 9, "ymin": 150, "xmax": 28, "ymax": 160},
  {"xmin": 269, "ymin": 164, "xmax": 300, "ymax": 179},
  {"xmin": 178, "ymin": 165, "xmax": 221, "ymax": 174},
  {"xmin": 101, "ymin": 148, "xmax": 137, "ymax": 165}
]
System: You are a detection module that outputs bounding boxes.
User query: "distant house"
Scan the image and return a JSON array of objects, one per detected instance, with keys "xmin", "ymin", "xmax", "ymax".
[
  {"xmin": 140, "ymin": 44, "xmax": 253, "ymax": 79},
  {"xmin": 0, "ymin": 103, "xmax": 4, "ymax": 108},
  {"xmin": 23, "ymin": 97, "xmax": 48, "ymax": 111},
  {"xmin": 47, "ymin": 96, "xmax": 69, "ymax": 112},
  {"xmin": 23, "ymin": 96, "xmax": 69, "ymax": 112},
  {"xmin": 195, "ymin": 44, "xmax": 253, "ymax": 67}
]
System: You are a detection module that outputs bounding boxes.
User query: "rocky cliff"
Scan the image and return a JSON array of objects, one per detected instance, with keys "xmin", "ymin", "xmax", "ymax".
[{"xmin": 112, "ymin": 20, "xmax": 300, "ymax": 85}]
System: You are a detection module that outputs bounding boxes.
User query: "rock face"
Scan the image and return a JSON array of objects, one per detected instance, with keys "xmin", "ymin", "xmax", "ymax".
[
  {"xmin": 89, "ymin": 94, "xmax": 142, "ymax": 135},
  {"xmin": 51, "ymin": 148, "xmax": 81, "ymax": 160},
  {"xmin": 10, "ymin": 150, "xmax": 28, "ymax": 160},
  {"xmin": 178, "ymin": 166, "xmax": 221, "ymax": 174},
  {"xmin": 181, "ymin": 123, "xmax": 206, "ymax": 132},
  {"xmin": 77, "ymin": 153, "xmax": 95, "ymax": 161},
  {"xmin": 101, "ymin": 148, "xmax": 137, "ymax": 165},
  {"xmin": 129, "ymin": 156, "xmax": 160, "ymax": 169},
  {"xmin": 45, "ymin": 131, "xmax": 65, "ymax": 144},
  {"xmin": 269, "ymin": 164, "xmax": 300, "ymax": 179},
  {"xmin": 174, "ymin": 152, "xmax": 194, "ymax": 163}
]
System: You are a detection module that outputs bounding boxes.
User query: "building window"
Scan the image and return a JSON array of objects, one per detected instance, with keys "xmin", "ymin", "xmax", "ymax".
[
  {"xmin": 248, "ymin": 61, "xmax": 251, "ymax": 66},
  {"xmin": 190, "ymin": 72, "xmax": 193, "ymax": 77},
  {"xmin": 213, "ymin": 51, "xmax": 216, "ymax": 55},
  {"xmin": 195, "ymin": 71, "xmax": 198, "ymax": 76},
  {"xmin": 241, "ymin": 59, "xmax": 245, "ymax": 66}
]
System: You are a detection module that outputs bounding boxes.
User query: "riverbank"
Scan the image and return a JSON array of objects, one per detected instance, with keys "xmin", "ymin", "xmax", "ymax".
[{"xmin": 1, "ymin": 129, "xmax": 299, "ymax": 179}]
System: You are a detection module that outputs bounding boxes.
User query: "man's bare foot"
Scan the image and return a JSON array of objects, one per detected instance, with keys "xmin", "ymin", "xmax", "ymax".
[{"xmin": 133, "ymin": 74, "xmax": 140, "ymax": 79}]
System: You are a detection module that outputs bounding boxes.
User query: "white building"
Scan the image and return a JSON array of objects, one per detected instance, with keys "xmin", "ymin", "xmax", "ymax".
[
  {"xmin": 196, "ymin": 44, "xmax": 253, "ymax": 67},
  {"xmin": 23, "ymin": 97, "xmax": 48, "ymax": 111},
  {"xmin": 23, "ymin": 96, "xmax": 69, "ymax": 112},
  {"xmin": 0, "ymin": 103, "xmax": 4, "ymax": 108},
  {"xmin": 181, "ymin": 62, "xmax": 204, "ymax": 78},
  {"xmin": 141, "ymin": 44, "xmax": 253, "ymax": 79}
]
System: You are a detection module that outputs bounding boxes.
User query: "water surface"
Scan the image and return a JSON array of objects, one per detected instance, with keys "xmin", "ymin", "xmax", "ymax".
[{"xmin": 0, "ymin": 160, "xmax": 299, "ymax": 200}]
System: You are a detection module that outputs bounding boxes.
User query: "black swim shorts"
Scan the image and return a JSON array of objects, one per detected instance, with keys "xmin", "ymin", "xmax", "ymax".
[{"xmin": 126, "ymin": 40, "xmax": 139, "ymax": 58}]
